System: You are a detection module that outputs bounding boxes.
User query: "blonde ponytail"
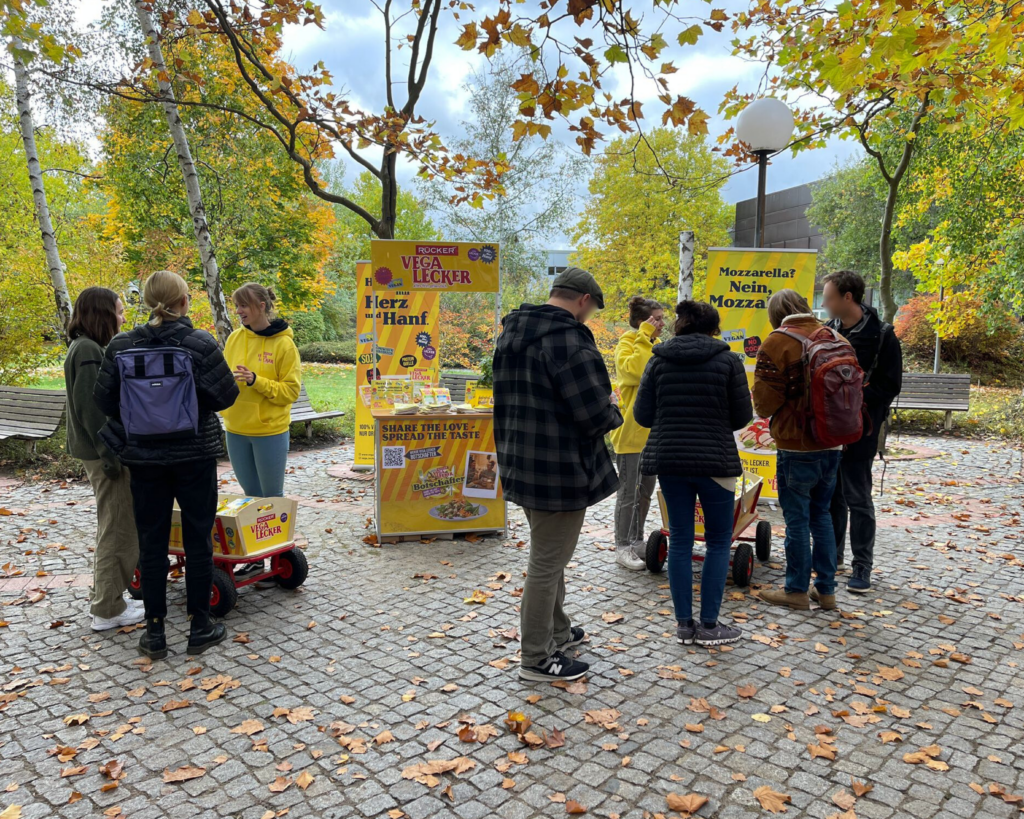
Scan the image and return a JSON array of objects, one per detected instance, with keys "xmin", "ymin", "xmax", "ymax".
[{"xmin": 144, "ymin": 270, "xmax": 189, "ymax": 326}]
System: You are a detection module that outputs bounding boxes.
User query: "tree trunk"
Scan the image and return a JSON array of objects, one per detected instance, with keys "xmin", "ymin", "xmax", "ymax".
[
  {"xmin": 677, "ymin": 230, "xmax": 695, "ymax": 303},
  {"xmin": 878, "ymin": 178, "xmax": 900, "ymax": 324},
  {"xmin": 134, "ymin": 1, "xmax": 232, "ymax": 344},
  {"xmin": 12, "ymin": 50, "xmax": 72, "ymax": 344}
]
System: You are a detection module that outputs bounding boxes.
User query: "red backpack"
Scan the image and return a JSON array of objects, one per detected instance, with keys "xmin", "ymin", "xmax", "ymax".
[{"xmin": 773, "ymin": 325, "xmax": 865, "ymax": 447}]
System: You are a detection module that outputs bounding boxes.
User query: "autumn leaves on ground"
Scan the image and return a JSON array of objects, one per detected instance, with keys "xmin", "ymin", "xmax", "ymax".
[{"xmin": 1, "ymin": 435, "xmax": 1023, "ymax": 819}]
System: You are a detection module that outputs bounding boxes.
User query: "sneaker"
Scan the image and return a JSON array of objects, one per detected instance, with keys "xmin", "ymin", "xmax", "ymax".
[
  {"xmin": 695, "ymin": 622, "xmax": 743, "ymax": 647},
  {"xmin": 809, "ymin": 587, "xmax": 837, "ymax": 610},
  {"xmin": 676, "ymin": 622, "xmax": 696, "ymax": 645},
  {"xmin": 123, "ymin": 595, "xmax": 145, "ymax": 615},
  {"xmin": 847, "ymin": 565, "xmax": 872, "ymax": 594},
  {"xmin": 91, "ymin": 607, "xmax": 146, "ymax": 631},
  {"xmin": 759, "ymin": 589, "xmax": 811, "ymax": 610},
  {"xmin": 615, "ymin": 548, "xmax": 646, "ymax": 572},
  {"xmin": 558, "ymin": 626, "xmax": 586, "ymax": 652},
  {"xmin": 518, "ymin": 651, "xmax": 589, "ymax": 682}
]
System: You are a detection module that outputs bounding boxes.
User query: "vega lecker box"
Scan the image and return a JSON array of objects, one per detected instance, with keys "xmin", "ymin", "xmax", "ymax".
[{"xmin": 170, "ymin": 494, "xmax": 298, "ymax": 558}]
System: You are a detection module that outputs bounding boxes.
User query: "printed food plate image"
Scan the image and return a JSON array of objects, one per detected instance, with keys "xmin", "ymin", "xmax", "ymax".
[
  {"xmin": 428, "ymin": 499, "xmax": 488, "ymax": 521},
  {"xmin": 736, "ymin": 418, "xmax": 776, "ymax": 453}
]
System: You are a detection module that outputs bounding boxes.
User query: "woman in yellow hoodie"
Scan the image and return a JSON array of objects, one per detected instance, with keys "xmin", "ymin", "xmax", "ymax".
[
  {"xmin": 221, "ymin": 283, "xmax": 302, "ymax": 500},
  {"xmin": 610, "ymin": 296, "xmax": 664, "ymax": 570}
]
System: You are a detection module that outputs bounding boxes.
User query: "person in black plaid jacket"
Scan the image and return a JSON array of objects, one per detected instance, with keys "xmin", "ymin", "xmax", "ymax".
[{"xmin": 494, "ymin": 267, "xmax": 622, "ymax": 682}]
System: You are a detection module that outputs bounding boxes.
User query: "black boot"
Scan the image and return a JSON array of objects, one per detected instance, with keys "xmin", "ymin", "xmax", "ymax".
[
  {"xmin": 138, "ymin": 617, "xmax": 168, "ymax": 660},
  {"xmin": 187, "ymin": 612, "xmax": 226, "ymax": 656}
]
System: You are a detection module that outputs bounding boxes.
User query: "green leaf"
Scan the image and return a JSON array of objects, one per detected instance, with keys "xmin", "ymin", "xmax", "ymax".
[{"xmin": 677, "ymin": 25, "xmax": 702, "ymax": 46}]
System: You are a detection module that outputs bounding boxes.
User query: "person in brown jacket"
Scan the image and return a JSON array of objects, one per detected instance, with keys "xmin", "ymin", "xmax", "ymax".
[{"xmin": 752, "ymin": 289, "xmax": 841, "ymax": 611}]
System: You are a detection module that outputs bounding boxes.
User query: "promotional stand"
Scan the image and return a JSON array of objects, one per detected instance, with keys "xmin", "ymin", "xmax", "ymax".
[{"xmin": 367, "ymin": 240, "xmax": 504, "ymax": 541}]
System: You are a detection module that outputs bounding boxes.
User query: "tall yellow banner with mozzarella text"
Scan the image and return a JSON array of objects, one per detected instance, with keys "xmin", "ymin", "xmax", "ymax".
[
  {"xmin": 705, "ymin": 247, "xmax": 817, "ymax": 500},
  {"xmin": 354, "ymin": 262, "xmax": 440, "ymax": 467},
  {"xmin": 371, "ymin": 240, "xmax": 500, "ymax": 293}
]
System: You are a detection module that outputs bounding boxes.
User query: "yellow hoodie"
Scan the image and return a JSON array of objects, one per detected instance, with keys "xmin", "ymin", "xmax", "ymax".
[
  {"xmin": 609, "ymin": 321, "xmax": 659, "ymax": 455},
  {"xmin": 221, "ymin": 321, "xmax": 302, "ymax": 437}
]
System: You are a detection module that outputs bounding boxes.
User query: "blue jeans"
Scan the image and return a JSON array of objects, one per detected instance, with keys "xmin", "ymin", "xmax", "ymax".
[
  {"xmin": 777, "ymin": 449, "xmax": 841, "ymax": 595},
  {"xmin": 659, "ymin": 475, "xmax": 735, "ymax": 626},
  {"xmin": 225, "ymin": 431, "xmax": 290, "ymax": 496}
]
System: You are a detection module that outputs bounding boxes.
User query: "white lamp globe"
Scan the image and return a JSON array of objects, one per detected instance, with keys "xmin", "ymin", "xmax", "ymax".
[{"xmin": 736, "ymin": 97, "xmax": 795, "ymax": 153}]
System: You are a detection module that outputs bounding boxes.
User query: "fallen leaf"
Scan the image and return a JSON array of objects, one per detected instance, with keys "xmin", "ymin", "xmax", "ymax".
[
  {"xmin": 295, "ymin": 770, "xmax": 314, "ymax": 790},
  {"xmin": 545, "ymin": 727, "xmax": 566, "ymax": 749},
  {"xmin": 736, "ymin": 684, "xmax": 757, "ymax": 698},
  {"xmin": 565, "ymin": 800, "xmax": 587, "ymax": 814},
  {"xmin": 667, "ymin": 793, "xmax": 709, "ymax": 815},
  {"xmin": 832, "ymin": 789, "xmax": 856, "ymax": 810},
  {"xmin": 99, "ymin": 760, "xmax": 124, "ymax": 780},
  {"xmin": 268, "ymin": 776, "xmax": 293, "ymax": 793},
  {"xmin": 753, "ymin": 786, "xmax": 791, "ymax": 813},
  {"xmin": 161, "ymin": 700, "xmax": 191, "ymax": 713},
  {"xmin": 230, "ymin": 720, "xmax": 264, "ymax": 736},
  {"xmin": 850, "ymin": 778, "xmax": 873, "ymax": 797},
  {"xmin": 808, "ymin": 742, "xmax": 836, "ymax": 761},
  {"xmin": 163, "ymin": 766, "xmax": 206, "ymax": 783}
]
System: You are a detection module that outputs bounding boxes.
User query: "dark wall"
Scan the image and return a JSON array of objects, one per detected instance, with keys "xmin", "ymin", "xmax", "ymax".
[{"xmin": 732, "ymin": 184, "xmax": 824, "ymax": 251}]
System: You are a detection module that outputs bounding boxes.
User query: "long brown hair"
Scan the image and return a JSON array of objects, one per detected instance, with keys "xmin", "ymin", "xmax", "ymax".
[{"xmin": 68, "ymin": 287, "xmax": 120, "ymax": 347}]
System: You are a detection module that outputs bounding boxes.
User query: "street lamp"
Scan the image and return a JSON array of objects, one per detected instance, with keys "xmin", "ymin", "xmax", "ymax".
[{"xmin": 736, "ymin": 98, "xmax": 795, "ymax": 248}]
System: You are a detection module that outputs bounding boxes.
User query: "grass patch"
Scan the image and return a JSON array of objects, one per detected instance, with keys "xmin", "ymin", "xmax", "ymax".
[{"xmin": 892, "ymin": 385, "xmax": 1024, "ymax": 441}]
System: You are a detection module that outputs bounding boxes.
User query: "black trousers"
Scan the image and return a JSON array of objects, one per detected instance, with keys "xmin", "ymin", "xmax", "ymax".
[
  {"xmin": 829, "ymin": 455, "xmax": 876, "ymax": 572},
  {"xmin": 129, "ymin": 459, "xmax": 217, "ymax": 620}
]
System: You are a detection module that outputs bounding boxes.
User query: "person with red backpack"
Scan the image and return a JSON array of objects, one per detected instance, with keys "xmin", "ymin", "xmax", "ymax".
[{"xmin": 752, "ymin": 289, "xmax": 865, "ymax": 611}]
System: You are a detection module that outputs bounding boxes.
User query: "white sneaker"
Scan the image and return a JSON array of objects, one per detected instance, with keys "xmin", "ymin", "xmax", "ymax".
[
  {"xmin": 615, "ymin": 548, "xmax": 646, "ymax": 571},
  {"xmin": 124, "ymin": 597, "xmax": 145, "ymax": 615},
  {"xmin": 91, "ymin": 607, "xmax": 145, "ymax": 631}
]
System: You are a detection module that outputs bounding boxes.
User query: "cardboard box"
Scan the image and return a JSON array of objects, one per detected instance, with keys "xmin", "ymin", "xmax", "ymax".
[{"xmin": 170, "ymin": 494, "xmax": 298, "ymax": 558}]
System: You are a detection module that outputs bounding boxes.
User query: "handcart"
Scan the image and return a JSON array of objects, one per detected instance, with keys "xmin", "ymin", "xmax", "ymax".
[
  {"xmin": 644, "ymin": 471, "xmax": 771, "ymax": 587},
  {"xmin": 128, "ymin": 494, "xmax": 308, "ymax": 617}
]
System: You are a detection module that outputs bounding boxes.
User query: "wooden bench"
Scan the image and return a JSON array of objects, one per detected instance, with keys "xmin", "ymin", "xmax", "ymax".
[
  {"xmin": 892, "ymin": 373, "xmax": 971, "ymax": 430},
  {"xmin": 439, "ymin": 372, "xmax": 481, "ymax": 404},
  {"xmin": 290, "ymin": 384, "xmax": 344, "ymax": 439},
  {"xmin": 0, "ymin": 386, "xmax": 67, "ymax": 453}
]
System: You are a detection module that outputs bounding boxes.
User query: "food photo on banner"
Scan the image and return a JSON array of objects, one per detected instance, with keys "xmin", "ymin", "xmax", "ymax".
[
  {"xmin": 365, "ymin": 240, "xmax": 504, "ymax": 540},
  {"xmin": 704, "ymin": 247, "xmax": 817, "ymax": 500}
]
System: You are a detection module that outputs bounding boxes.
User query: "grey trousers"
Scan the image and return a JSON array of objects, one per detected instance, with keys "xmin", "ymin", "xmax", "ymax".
[
  {"xmin": 614, "ymin": 452, "xmax": 656, "ymax": 549},
  {"xmin": 520, "ymin": 507, "xmax": 587, "ymax": 667},
  {"xmin": 83, "ymin": 459, "xmax": 139, "ymax": 618}
]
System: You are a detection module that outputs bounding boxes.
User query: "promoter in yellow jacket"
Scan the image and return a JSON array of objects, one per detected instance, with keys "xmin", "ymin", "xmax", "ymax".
[
  {"xmin": 609, "ymin": 319, "xmax": 660, "ymax": 455},
  {"xmin": 222, "ymin": 320, "xmax": 302, "ymax": 436}
]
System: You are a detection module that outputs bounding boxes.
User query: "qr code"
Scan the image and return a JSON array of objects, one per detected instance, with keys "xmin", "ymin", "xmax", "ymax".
[{"xmin": 382, "ymin": 446, "xmax": 405, "ymax": 469}]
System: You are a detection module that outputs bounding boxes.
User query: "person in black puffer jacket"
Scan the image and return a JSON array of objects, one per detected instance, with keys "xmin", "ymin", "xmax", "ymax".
[
  {"xmin": 634, "ymin": 300, "xmax": 752, "ymax": 649},
  {"xmin": 94, "ymin": 270, "xmax": 239, "ymax": 660}
]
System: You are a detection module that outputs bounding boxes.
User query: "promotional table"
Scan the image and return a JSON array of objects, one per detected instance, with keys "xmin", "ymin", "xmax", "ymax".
[{"xmin": 372, "ymin": 408, "xmax": 506, "ymax": 541}]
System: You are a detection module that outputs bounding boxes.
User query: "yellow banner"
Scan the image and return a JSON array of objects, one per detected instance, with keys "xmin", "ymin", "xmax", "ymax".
[
  {"xmin": 354, "ymin": 261, "xmax": 440, "ymax": 467},
  {"xmin": 705, "ymin": 247, "xmax": 817, "ymax": 500},
  {"xmin": 376, "ymin": 415, "xmax": 505, "ymax": 535},
  {"xmin": 371, "ymin": 240, "xmax": 500, "ymax": 292}
]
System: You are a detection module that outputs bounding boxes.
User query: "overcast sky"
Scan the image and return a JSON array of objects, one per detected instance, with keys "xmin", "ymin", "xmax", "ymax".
[{"xmin": 74, "ymin": 0, "xmax": 861, "ymax": 221}]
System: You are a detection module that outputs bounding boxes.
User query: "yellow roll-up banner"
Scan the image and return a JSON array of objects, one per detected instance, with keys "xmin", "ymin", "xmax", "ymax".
[
  {"xmin": 376, "ymin": 414, "xmax": 505, "ymax": 535},
  {"xmin": 354, "ymin": 261, "xmax": 440, "ymax": 467},
  {"xmin": 705, "ymin": 247, "xmax": 817, "ymax": 500},
  {"xmin": 370, "ymin": 240, "xmax": 500, "ymax": 293}
]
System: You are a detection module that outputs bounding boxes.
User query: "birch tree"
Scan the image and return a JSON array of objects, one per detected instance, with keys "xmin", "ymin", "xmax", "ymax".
[
  {"xmin": 10, "ymin": 46, "xmax": 71, "ymax": 342},
  {"xmin": 133, "ymin": 0, "xmax": 232, "ymax": 344}
]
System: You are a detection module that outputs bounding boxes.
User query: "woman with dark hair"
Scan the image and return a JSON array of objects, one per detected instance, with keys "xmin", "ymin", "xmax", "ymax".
[
  {"xmin": 609, "ymin": 295, "xmax": 664, "ymax": 570},
  {"xmin": 633, "ymin": 300, "xmax": 753, "ymax": 646},
  {"xmin": 64, "ymin": 287, "xmax": 143, "ymax": 631}
]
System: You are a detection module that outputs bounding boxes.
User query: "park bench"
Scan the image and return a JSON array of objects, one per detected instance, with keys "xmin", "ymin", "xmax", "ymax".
[
  {"xmin": 0, "ymin": 386, "xmax": 67, "ymax": 453},
  {"xmin": 289, "ymin": 384, "xmax": 344, "ymax": 439},
  {"xmin": 892, "ymin": 373, "xmax": 971, "ymax": 431},
  {"xmin": 439, "ymin": 372, "xmax": 481, "ymax": 404}
]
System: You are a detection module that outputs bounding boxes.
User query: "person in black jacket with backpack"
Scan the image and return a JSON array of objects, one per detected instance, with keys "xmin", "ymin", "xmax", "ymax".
[
  {"xmin": 634, "ymin": 301, "xmax": 753, "ymax": 648},
  {"xmin": 822, "ymin": 271, "xmax": 902, "ymax": 595},
  {"xmin": 94, "ymin": 270, "xmax": 239, "ymax": 659}
]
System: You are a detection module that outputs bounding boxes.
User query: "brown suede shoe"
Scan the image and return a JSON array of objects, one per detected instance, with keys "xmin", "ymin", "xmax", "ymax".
[
  {"xmin": 809, "ymin": 587, "xmax": 836, "ymax": 611},
  {"xmin": 759, "ymin": 589, "xmax": 811, "ymax": 610}
]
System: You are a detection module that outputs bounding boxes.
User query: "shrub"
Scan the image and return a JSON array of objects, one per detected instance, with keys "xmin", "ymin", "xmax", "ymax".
[
  {"xmin": 288, "ymin": 311, "xmax": 327, "ymax": 346},
  {"xmin": 895, "ymin": 292, "xmax": 1023, "ymax": 369},
  {"xmin": 298, "ymin": 341, "xmax": 356, "ymax": 364}
]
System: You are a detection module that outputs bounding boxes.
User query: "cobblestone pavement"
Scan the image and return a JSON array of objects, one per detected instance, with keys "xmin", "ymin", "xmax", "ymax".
[{"xmin": 1, "ymin": 435, "xmax": 1023, "ymax": 819}]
